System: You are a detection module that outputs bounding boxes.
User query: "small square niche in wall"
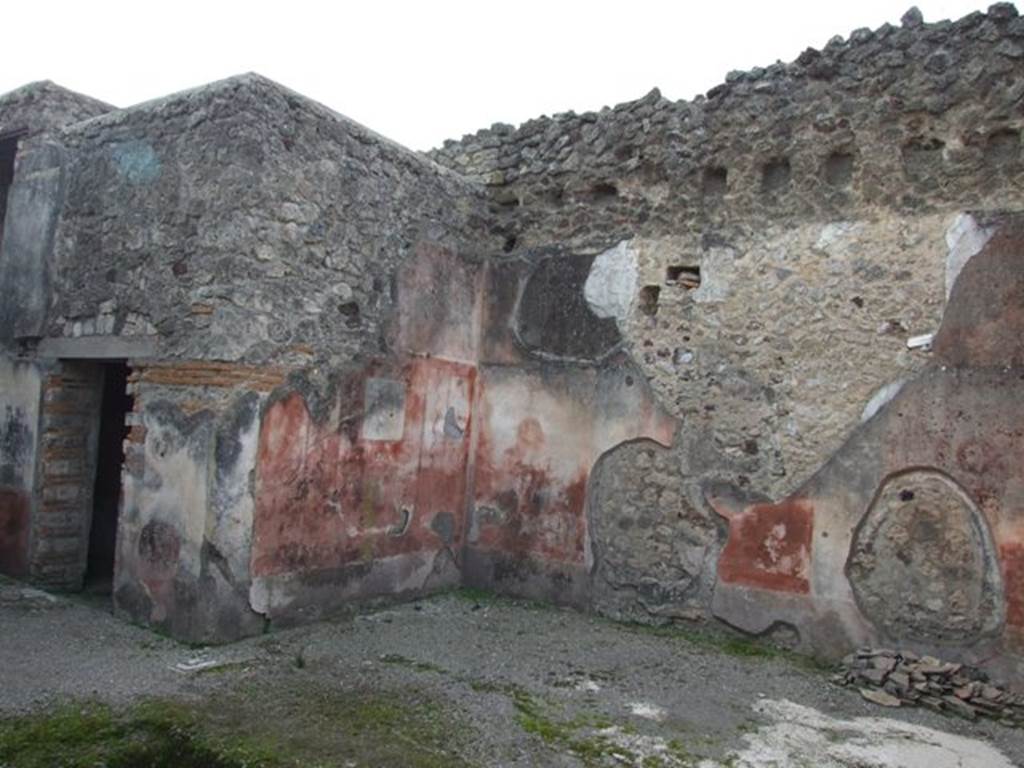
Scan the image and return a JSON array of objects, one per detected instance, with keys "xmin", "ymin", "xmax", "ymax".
[{"xmin": 665, "ymin": 265, "xmax": 701, "ymax": 289}]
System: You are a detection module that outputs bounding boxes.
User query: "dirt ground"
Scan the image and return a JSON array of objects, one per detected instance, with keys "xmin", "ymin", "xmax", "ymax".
[{"xmin": 1, "ymin": 576, "xmax": 1022, "ymax": 767}]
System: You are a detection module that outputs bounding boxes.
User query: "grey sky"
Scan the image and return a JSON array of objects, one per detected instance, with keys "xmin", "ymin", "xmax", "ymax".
[{"xmin": 2, "ymin": 0, "xmax": 988, "ymax": 150}]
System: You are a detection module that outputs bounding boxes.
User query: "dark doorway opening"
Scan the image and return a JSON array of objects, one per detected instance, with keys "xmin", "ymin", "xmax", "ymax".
[
  {"xmin": 0, "ymin": 132, "xmax": 21, "ymax": 248},
  {"xmin": 84, "ymin": 363, "xmax": 133, "ymax": 595}
]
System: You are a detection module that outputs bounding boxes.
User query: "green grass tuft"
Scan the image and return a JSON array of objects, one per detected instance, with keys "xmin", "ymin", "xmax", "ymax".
[{"xmin": 0, "ymin": 683, "xmax": 475, "ymax": 768}]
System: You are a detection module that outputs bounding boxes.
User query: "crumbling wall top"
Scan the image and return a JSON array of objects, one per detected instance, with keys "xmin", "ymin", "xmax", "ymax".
[
  {"xmin": 427, "ymin": 3, "xmax": 1023, "ymax": 239},
  {"xmin": 0, "ymin": 80, "xmax": 114, "ymax": 138}
]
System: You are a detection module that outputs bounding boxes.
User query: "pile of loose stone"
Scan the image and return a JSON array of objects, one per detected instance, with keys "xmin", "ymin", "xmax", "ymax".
[{"xmin": 834, "ymin": 648, "xmax": 1024, "ymax": 725}]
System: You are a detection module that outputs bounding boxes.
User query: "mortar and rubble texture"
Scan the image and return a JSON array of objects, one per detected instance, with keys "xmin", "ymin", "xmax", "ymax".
[{"xmin": 0, "ymin": 4, "xmax": 1022, "ymax": 683}]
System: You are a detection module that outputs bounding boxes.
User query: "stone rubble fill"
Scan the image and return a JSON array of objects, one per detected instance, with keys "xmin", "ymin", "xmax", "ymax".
[{"xmin": 834, "ymin": 647, "xmax": 1024, "ymax": 725}]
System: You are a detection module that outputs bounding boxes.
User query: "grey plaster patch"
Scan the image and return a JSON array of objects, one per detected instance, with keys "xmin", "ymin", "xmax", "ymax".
[
  {"xmin": 945, "ymin": 213, "xmax": 995, "ymax": 300},
  {"xmin": 848, "ymin": 470, "xmax": 1004, "ymax": 644},
  {"xmin": 430, "ymin": 511, "xmax": 455, "ymax": 545},
  {"xmin": 0, "ymin": 142, "xmax": 64, "ymax": 342},
  {"xmin": 362, "ymin": 377, "xmax": 406, "ymax": 442},
  {"xmin": 0, "ymin": 405, "xmax": 32, "ymax": 485},
  {"xmin": 583, "ymin": 240, "xmax": 637, "ymax": 323},
  {"xmin": 516, "ymin": 252, "xmax": 622, "ymax": 361},
  {"xmin": 589, "ymin": 440, "xmax": 716, "ymax": 624},
  {"xmin": 443, "ymin": 406, "xmax": 464, "ymax": 439},
  {"xmin": 37, "ymin": 335, "xmax": 157, "ymax": 359}
]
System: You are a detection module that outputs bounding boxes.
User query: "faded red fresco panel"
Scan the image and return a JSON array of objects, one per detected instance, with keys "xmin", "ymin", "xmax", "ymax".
[
  {"xmin": 1000, "ymin": 542, "xmax": 1024, "ymax": 642},
  {"xmin": 472, "ymin": 390, "xmax": 592, "ymax": 566},
  {"xmin": 0, "ymin": 488, "xmax": 29, "ymax": 577},
  {"xmin": 718, "ymin": 499, "xmax": 814, "ymax": 594},
  {"xmin": 394, "ymin": 243, "xmax": 480, "ymax": 363},
  {"xmin": 252, "ymin": 358, "xmax": 475, "ymax": 579}
]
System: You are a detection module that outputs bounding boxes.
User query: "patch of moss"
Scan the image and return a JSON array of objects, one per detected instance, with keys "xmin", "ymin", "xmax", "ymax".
[
  {"xmin": 453, "ymin": 586, "xmax": 498, "ymax": 604},
  {"xmin": 202, "ymin": 681, "xmax": 473, "ymax": 768},
  {"xmin": 448, "ymin": 586, "xmax": 553, "ymax": 612},
  {"xmin": 469, "ymin": 679, "xmax": 510, "ymax": 694},
  {"xmin": 503, "ymin": 686, "xmax": 650, "ymax": 767},
  {"xmin": 0, "ymin": 700, "xmax": 274, "ymax": 768},
  {"xmin": 1, "ymin": 683, "xmax": 476, "ymax": 768},
  {"xmin": 619, "ymin": 619, "xmax": 834, "ymax": 674}
]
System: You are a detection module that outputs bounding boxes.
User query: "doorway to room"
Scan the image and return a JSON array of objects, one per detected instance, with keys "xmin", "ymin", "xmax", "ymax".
[{"xmin": 83, "ymin": 362, "xmax": 133, "ymax": 596}]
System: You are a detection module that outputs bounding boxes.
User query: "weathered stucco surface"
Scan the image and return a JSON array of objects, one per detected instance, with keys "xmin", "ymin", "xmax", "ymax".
[
  {"xmin": 0, "ymin": 358, "xmax": 41, "ymax": 577},
  {"xmin": 705, "ymin": 216, "xmax": 1024, "ymax": 680},
  {"xmin": 0, "ymin": 5, "xmax": 1023, "ymax": 682}
]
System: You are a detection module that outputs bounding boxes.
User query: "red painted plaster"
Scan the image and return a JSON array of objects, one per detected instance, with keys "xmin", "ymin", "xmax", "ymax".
[
  {"xmin": 252, "ymin": 358, "xmax": 475, "ymax": 578},
  {"xmin": 0, "ymin": 487, "xmax": 30, "ymax": 577},
  {"xmin": 717, "ymin": 499, "xmax": 814, "ymax": 594},
  {"xmin": 999, "ymin": 541, "xmax": 1024, "ymax": 649}
]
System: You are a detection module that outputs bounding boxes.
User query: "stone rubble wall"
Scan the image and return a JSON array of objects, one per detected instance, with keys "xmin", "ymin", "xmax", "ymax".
[
  {"xmin": 0, "ymin": 83, "xmax": 114, "ymax": 348},
  {"xmin": 1, "ymin": 5, "xmax": 1023, "ymax": 672},
  {"xmin": 429, "ymin": 4, "xmax": 1024, "ymax": 631},
  {"xmin": 48, "ymin": 74, "xmax": 494, "ymax": 368},
  {"xmin": 428, "ymin": 5, "xmax": 1023, "ymax": 237},
  {"xmin": 0, "ymin": 81, "xmax": 113, "ymax": 140}
]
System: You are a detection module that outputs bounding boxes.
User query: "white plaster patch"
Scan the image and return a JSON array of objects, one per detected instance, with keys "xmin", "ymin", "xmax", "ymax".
[
  {"xmin": 906, "ymin": 332, "xmax": 935, "ymax": 351},
  {"xmin": 628, "ymin": 701, "xmax": 667, "ymax": 721},
  {"xmin": 814, "ymin": 221, "xmax": 864, "ymax": 257},
  {"xmin": 860, "ymin": 379, "xmax": 906, "ymax": 423},
  {"xmin": 141, "ymin": 418, "xmax": 210, "ymax": 578},
  {"xmin": 945, "ymin": 213, "xmax": 995, "ymax": 300},
  {"xmin": 248, "ymin": 578, "xmax": 271, "ymax": 615},
  {"xmin": 700, "ymin": 698, "xmax": 1014, "ymax": 768},
  {"xmin": 584, "ymin": 240, "xmax": 637, "ymax": 323}
]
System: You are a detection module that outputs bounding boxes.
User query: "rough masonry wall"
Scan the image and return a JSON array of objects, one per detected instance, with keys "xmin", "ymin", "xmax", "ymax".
[
  {"xmin": 49, "ymin": 74, "xmax": 492, "ymax": 367},
  {"xmin": 0, "ymin": 75, "xmax": 500, "ymax": 640},
  {"xmin": 3, "ymin": 6, "xmax": 1023, "ymax": 668},
  {"xmin": 0, "ymin": 82, "xmax": 113, "ymax": 139},
  {"xmin": 707, "ymin": 215, "xmax": 1024, "ymax": 678},
  {"xmin": 246, "ymin": 242, "xmax": 673, "ymax": 625},
  {"xmin": 0, "ymin": 83, "xmax": 113, "ymax": 347},
  {"xmin": 430, "ymin": 4, "xmax": 1024, "ymax": 628},
  {"xmin": 0, "ymin": 81, "xmax": 110, "ymax": 583}
]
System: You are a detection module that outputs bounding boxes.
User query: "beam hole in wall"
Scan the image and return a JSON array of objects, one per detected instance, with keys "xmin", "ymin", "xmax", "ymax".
[
  {"xmin": 579, "ymin": 181, "xmax": 619, "ymax": 204},
  {"xmin": 902, "ymin": 137, "xmax": 945, "ymax": 180},
  {"xmin": 85, "ymin": 362, "xmax": 133, "ymax": 598},
  {"xmin": 665, "ymin": 265, "xmax": 701, "ymax": 290},
  {"xmin": 0, "ymin": 133, "xmax": 21, "ymax": 250},
  {"xmin": 823, "ymin": 151, "xmax": 854, "ymax": 188},
  {"xmin": 984, "ymin": 128, "xmax": 1021, "ymax": 168},
  {"xmin": 541, "ymin": 185, "xmax": 565, "ymax": 207},
  {"xmin": 761, "ymin": 158, "xmax": 791, "ymax": 193},
  {"xmin": 339, "ymin": 301, "xmax": 361, "ymax": 328},
  {"xmin": 639, "ymin": 286, "xmax": 660, "ymax": 317},
  {"xmin": 702, "ymin": 166, "xmax": 728, "ymax": 198},
  {"xmin": 495, "ymin": 193, "xmax": 520, "ymax": 210}
]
